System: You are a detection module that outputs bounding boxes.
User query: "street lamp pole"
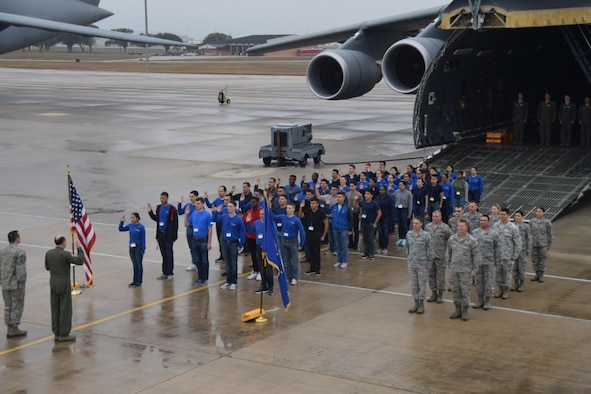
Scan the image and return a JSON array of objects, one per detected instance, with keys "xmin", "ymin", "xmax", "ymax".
[{"xmin": 144, "ymin": 0, "xmax": 150, "ymax": 69}]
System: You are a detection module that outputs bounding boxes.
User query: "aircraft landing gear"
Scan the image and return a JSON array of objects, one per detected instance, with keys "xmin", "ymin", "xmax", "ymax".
[{"xmin": 218, "ymin": 87, "xmax": 230, "ymax": 104}]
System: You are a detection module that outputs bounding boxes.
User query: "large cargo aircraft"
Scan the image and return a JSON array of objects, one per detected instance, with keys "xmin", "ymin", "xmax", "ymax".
[
  {"xmin": 248, "ymin": 1, "xmax": 591, "ymax": 148},
  {"xmin": 0, "ymin": 0, "xmax": 185, "ymax": 54}
]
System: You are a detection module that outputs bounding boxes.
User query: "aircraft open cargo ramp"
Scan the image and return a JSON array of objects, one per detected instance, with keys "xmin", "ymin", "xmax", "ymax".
[{"xmin": 427, "ymin": 142, "xmax": 591, "ymax": 220}]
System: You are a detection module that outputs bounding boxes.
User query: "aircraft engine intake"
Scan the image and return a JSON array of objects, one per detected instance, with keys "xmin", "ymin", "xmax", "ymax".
[
  {"xmin": 306, "ymin": 50, "xmax": 382, "ymax": 100},
  {"xmin": 381, "ymin": 37, "xmax": 444, "ymax": 94}
]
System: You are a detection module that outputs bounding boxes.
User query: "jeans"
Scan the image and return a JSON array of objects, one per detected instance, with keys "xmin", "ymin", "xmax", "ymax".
[
  {"xmin": 394, "ymin": 208, "xmax": 409, "ymax": 240},
  {"xmin": 361, "ymin": 223, "xmax": 375, "ymax": 257},
  {"xmin": 129, "ymin": 245, "xmax": 144, "ymax": 285},
  {"xmin": 377, "ymin": 219, "xmax": 389, "ymax": 250},
  {"xmin": 453, "ymin": 197, "xmax": 465, "ymax": 209},
  {"xmin": 307, "ymin": 232, "xmax": 322, "ymax": 273},
  {"xmin": 186, "ymin": 226, "xmax": 197, "ymax": 265},
  {"xmin": 333, "ymin": 228, "xmax": 349, "ymax": 263},
  {"xmin": 156, "ymin": 233, "xmax": 174, "ymax": 276},
  {"xmin": 192, "ymin": 238, "xmax": 210, "ymax": 282},
  {"xmin": 221, "ymin": 240, "xmax": 239, "ymax": 284},
  {"xmin": 327, "ymin": 222, "xmax": 335, "ymax": 252},
  {"xmin": 348, "ymin": 211, "xmax": 360, "ymax": 249},
  {"xmin": 281, "ymin": 240, "xmax": 300, "ymax": 281}
]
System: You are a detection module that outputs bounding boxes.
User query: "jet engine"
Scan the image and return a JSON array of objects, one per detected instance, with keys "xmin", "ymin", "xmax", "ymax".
[
  {"xmin": 306, "ymin": 49, "xmax": 382, "ymax": 100},
  {"xmin": 381, "ymin": 36, "xmax": 445, "ymax": 94}
]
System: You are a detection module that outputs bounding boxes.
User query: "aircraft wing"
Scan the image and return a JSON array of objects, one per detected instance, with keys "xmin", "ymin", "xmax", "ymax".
[
  {"xmin": 247, "ymin": 5, "xmax": 445, "ymax": 54},
  {"xmin": 0, "ymin": 11, "xmax": 187, "ymax": 47}
]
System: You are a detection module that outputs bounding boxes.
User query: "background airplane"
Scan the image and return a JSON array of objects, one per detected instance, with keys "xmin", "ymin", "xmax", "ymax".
[
  {"xmin": 248, "ymin": 0, "xmax": 591, "ymax": 148},
  {"xmin": 0, "ymin": 0, "xmax": 186, "ymax": 54}
]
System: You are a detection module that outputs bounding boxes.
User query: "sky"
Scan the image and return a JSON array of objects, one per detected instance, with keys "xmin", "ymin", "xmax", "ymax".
[{"xmin": 97, "ymin": 0, "xmax": 448, "ymax": 41}]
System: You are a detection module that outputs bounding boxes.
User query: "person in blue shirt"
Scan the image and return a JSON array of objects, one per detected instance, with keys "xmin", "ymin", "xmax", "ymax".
[
  {"xmin": 185, "ymin": 197, "xmax": 213, "ymax": 286},
  {"xmin": 177, "ymin": 190, "xmax": 199, "ymax": 272},
  {"xmin": 213, "ymin": 200, "xmax": 246, "ymax": 290},
  {"xmin": 285, "ymin": 175, "xmax": 302, "ymax": 202},
  {"xmin": 375, "ymin": 186, "xmax": 391, "ymax": 254},
  {"xmin": 440, "ymin": 173, "xmax": 455, "ymax": 223},
  {"xmin": 119, "ymin": 212, "xmax": 146, "ymax": 287},
  {"xmin": 331, "ymin": 192, "xmax": 353, "ymax": 268},
  {"xmin": 412, "ymin": 178, "xmax": 428, "ymax": 228},
  {"xmin": 147, "ymin": 192, "xmax": 178, "ymax": 280},
  {"xmin": 359, "ymin": 190, "xmax": 382, "ymax": 260},
  {"xmin": 204, "ymin": 185, "xmax": 228, "ymax": 263},
  {"xmin": 273, "ymin": 202, "xmax": 306, "ymax": 285},
  {"xmin": 467, "ymin": 167, "xmax": 484, "ymax": 203}
]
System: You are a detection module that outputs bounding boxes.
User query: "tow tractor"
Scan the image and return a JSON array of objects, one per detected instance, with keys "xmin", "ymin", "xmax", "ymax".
[{"xmin": 258, "ymin": 123, "xmax": 325, "ymax": 167}]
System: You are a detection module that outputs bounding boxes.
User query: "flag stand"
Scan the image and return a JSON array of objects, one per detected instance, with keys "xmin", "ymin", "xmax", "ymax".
[
  {"xmin": 241, "ymin": 258, "xmax": 267, "ymax": 323},
  {"xmin": 255, "ymin": 257, "xmax": 269, "ymax": 323}
]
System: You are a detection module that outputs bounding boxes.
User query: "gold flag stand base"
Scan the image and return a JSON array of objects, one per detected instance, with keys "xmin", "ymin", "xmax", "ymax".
[
  {"xmin": 241, "ymin": 308, "xmax": 266, "ymax": 322},
  {"xmin": 255, "ymin": 315, "xmax": 268, "ymax": 323},
  {"xmin": 71, "ymin": 282, "xmax": 81, "ymax": 296}
]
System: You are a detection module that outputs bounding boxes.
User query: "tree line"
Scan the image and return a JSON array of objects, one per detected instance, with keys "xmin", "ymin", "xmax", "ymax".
[{"xmin": 34, "ymin": 29, "xmax": 232, "ymax": 53}]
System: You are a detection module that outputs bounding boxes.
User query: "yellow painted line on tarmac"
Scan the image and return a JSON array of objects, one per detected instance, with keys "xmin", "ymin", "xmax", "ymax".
[{"xmin": 0, "ymin": 274, "xmax": 246, "ymax": 356}]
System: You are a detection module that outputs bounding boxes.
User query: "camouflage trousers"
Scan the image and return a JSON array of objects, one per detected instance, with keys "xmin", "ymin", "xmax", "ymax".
[
  {"xmin": 408, "ymin": 264, "xmax": 429, "ymax": 301},
  {"xmin": 2, "ymin": 289, "xmax": 25, "ymax": 326},
  {"xmin": 475, "ymin": 264, "xmax": 495, "ymax": 297},
  {"xmin": 495, "ymin": 259, "xmax": 514, "ymax": 288},
  {"xmin": 531, "ymin": 246, "xmax": 549, "ymax": 273},
  {"xmin": 513, "ymin": 254, "xmax": 528, "ymax": 280},
  {"xmin": 428, "ymin": 257, "xmax": 446, "ymax": 293},
  {"xmin": 450, "ymin": 271, "xmax": 472, "ymax": 307}
]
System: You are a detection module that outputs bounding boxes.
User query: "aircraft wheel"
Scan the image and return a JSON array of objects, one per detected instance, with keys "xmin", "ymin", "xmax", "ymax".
[
  {"xmin": 314, "ymin": 154, "xmax": 321, "ymax": 164},
  {"xmin": 299, "ymin": 155, "xmax": 308, "ymax": 167},
  {"xmin": 263, "ymin": 157, "xmax": 272, "ymax": 167},
  {"xmin": 226, "ymin": 99, "xmax": 231, "ymax": 104}
]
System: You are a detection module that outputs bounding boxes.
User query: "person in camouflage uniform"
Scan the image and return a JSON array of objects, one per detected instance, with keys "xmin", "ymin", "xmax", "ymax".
[
  {"xmin": 425, "ymin": 211, "xmax": 451, "ymax": 304},
  {"xmin": 512, "ymin": 210, "xmax": 532, "ymax": 292},
  {"xmin": 406, "ymin": 217, "xmax": 434, "ymax": 314},
  {"xmin": 448, "ymin": 206, "xmax": 464, "ymax": 234},
  {"xmin": 462, "ymin": 201, "xmax": 482, "ymax": 234},
  {"xmin": 0, "ymin": 230, "xmax": 27, "ymax": 338},
  {"xmin": 492, "ymin": 208, "xmax": 522, "ymax": 300},
  {"xmin": 472, "ymin": 215, "xmax": 500, "ymax": 310},
  {"xmin": 529, "ymin": 207, "xmax": 554, "ymax": 283},
  {"xmin": 446, "ymin": 219, "xmax": 480, "ymax": 321}
]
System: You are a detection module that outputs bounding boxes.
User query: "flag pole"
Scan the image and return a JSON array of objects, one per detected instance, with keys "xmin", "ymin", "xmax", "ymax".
[
  {"xmin": 255, "ymin": 254, "xmax": 268, "ymax": 323},
  {"xmin": 68, "ymin": 166, "xmax": 82, "ymax": 296},
  {"xmin": 255, "ymin": 190, "xmax": 269, "ymax": 323}
]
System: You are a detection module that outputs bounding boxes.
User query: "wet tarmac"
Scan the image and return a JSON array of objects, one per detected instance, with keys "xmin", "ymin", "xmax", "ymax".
[{"xmin": 0, "ymin": 68, "xmax": 590, "ymax": 393}]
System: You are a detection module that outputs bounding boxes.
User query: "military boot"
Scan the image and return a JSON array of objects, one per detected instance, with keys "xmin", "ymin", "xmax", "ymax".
[
  {"xmin": 426, "ymin": 292, "xmax": 437, "ymax": 303},
  {"xmin": 408, "ymin": 300, "xmax": 419, "ymax": 313},
  {"xmin": 494, "ymin": 287, "xmax": 503, "ymax": 298},
  {"xmin": 436, "ymin": 291, "xmax": 443, "ymax": 304},
  {"xmin": 8, "ymin": 325, "xmax": 27, "ymax": 338},
  {"xmin": 461, "ymin": 306, "xmax": 469, "ymax": 321},
  {"xmin": 462, "ymin": 306, "xmax": 468, "ymax": 321},
  {"xmin": 449, "ymin": 304, "xmax": 462, "ymax": 319},
  {"xmin": 530, "ymin": 271, "xmax": 539, "ymax": 281},
  {"xmin": 501, "ymin": 286, "xmax": 509, "ymax": 299},
  {"xmin": 472, "ymin": 295, "xmax": 484, "ymax": 308},
  {"xmin": 517, "ymin": 279, "xmax": 525, "ymax": 292},
  {"xmin": 416, "ymin": 300, "xmax": 425, "ymax": 314},
  {"xmin": 483, "ymin": 297, "xmax": 492, "ymax": 310},
  {"xmin": 6, "ymin": 325, "xmax": 13, "ymax": 338},
  {"xmin": 538, "ymin": 271, "xmax": 545, "ymax": 283},
  {"xmin": 511, "ymin": 279, "xmax": 519, "ymax": 291}
]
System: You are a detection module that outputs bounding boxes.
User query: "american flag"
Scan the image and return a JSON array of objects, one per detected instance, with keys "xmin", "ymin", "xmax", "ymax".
[{"xmin": 69, "ymin": 174, "xmax": 96, "ymax": 286}]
